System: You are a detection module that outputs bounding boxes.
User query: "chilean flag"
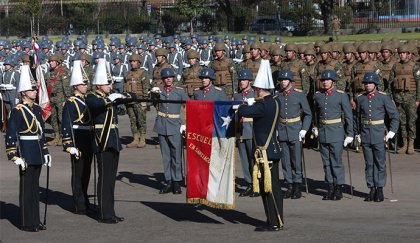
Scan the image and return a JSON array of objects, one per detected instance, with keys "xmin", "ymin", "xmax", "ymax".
[{"xmin": 186, "ymin": 100, "xmax": 241, "ymax": 209}]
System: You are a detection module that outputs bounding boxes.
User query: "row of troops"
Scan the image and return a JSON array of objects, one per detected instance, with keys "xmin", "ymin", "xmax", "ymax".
[
  {"xmin": 4, "ymin": 43, "xmax": 403, "ymax": 233},
  {"xmin": 2, "ymin": 35, "xmax": 419, "ymax": 153}
]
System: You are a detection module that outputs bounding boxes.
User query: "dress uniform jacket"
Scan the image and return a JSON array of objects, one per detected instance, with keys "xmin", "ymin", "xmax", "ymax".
[
  {"xmin": 233, "ymin": 89, "xmax": 255, "ymax": 140},
  {"xmin": 193, "ymin": 85, "xmax": 228, "ymax": 101},
  {"xmin": 153, "ymin": 86, "xmax": 189, "ymax": 136},
  {"xmin": 86, "ymin": 90, "xmax": 122, "ymax": 153},
  {"xmin": 356, "ymin": 90, "xmax": 399, "ymax": 145},
  {"xmin": 6, "ymin": 102, "xmax": 49, "ymax": 164},
  {"xmin": 1, "ymin": 68, "xmax": 20, "ymax": 111},
  {"xmin": 314, "ymin": 88, "xmax": 354, "ymax": 143},
  {"xmin": 167, "ymin": 52, "xmax": 183, "ymax": 77},
  {"xmin": 276, "ymin": 88, "xmax": 312, "ymax": 142}
]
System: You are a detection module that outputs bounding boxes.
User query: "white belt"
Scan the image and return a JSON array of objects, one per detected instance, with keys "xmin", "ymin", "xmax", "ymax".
[
  {"xmin": 72, "ymin": 125, "xmax": 91, "ymax": 130},
  {"xmin": 19, "ymin": 135, "xmax": 39, "ymax": 140}
]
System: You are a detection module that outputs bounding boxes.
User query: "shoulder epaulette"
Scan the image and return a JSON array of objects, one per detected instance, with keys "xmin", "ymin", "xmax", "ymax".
[
  {"xmin": 194, "ymin": 87, "xmax": 200, "ymax": 91},
  {"xmin": 294, "ymin": 88, "xmax": 302, "ymax": 92},
  {"xmin": 357, "ymin": 93, "xmax": 363, "ymax": 97},
  {"xmin": 214, "ymin": 87, "xmax": 222, "ymax": 91},
  {"xmin": 336, "ymin": 89, "xmax": 344, "ymax": 93},
  {"xmin": 315, "ymin": 91, "xmax": 321, "ymax": 94},
  {"xmin": 15, "ymin": 104, "xmax": 23, "ymax": 110},
  {"xmin": 378, "ymin": 91, "xmax": 387, "ymax": 95},
  {"xmin": 68, "ymin": 96, "xmax": 76, "ymax": 102},
  {"xmin": 175, "ymin": 86, "xmax": 184, "ymax": 90}
]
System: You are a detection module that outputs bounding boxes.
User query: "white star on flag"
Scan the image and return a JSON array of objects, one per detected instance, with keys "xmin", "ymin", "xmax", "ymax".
[{"xmin": 221, "ymin": 115, "xmax": 232, "ymax": 128}]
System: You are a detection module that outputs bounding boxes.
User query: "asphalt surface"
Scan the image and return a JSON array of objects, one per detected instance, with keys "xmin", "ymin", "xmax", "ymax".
[{"xmin": 1, "ymin": 110, "xmax": 420, "ymax": 242}]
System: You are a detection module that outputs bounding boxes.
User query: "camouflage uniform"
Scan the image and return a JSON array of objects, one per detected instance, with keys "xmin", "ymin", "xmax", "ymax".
[
  {"xmin": 390, "ymin": 46, "xmax": 420, "ymax": 154},
  {"xmin": 209, "ymin": 43, "xmax": 236, "ymax": 99},
  {"xmin": 46, "ymin": 58, "xmax": 71, "ymax": 145},
  {"xmin": 281, "ymin": 49, "xmax": 310, "ymax": 94},
  {"xmin": 182, "ymin": 63, "xmax": 202, "ymax": 97},
  {"xmin": 315, "ymin": 45, "xmax": 346, "ymax": 92},
  {"xmin": 124, "ymin": 58, "xmax": 150, "ymax": 148}
]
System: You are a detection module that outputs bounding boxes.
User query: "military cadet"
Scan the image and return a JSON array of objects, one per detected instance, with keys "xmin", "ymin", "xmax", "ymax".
[
  {"xmin": 152, "ymin": 48, "xmax": 173, "ymax": 87},
  {"xmin": 182, "ymin": 50, "xmax": 203, "ymax": 97},
  {"xmin": 237, "ymin": 60, "xmax": 283, "ymax": 231},
  {"xmin": 136, "ymin": 44, "xmax": 153, "ymax": 82},
  {"xmin": 5, "ymin": 65, "xmax": 51, "ymax": 232},
  {"xmin": 275, "ymin": 69, "xmax": 312, "ymax": 199},
  {"xmin": 350, "ymin": 42, "xmax": 381, "ymax": 109},
  {"xmin": 86, "ymin": 59, "xmax": 126, "ymax": 223},
  {"xmin": 151, "ymin": 68, "xmax": 189, "ymax": 194},
  {"xmin": 46, "ymin": 54, "xmax": 71, "ymax": 146},
  {"xmin": 314, "ymin": 41, "xmax": 325, "ymax": 59},
  {"xmin": 198, "ymin": 39, "xmax": 212, "ymax": 66},
  {"xmin": 193, "ymin": 68, "xmax": 228, "ymax": 101},
  {"xmin": 271, "ymin": 47, "xmax": 285, "ymax": 83},
  {"xmin": 356, "ymin": 72, "xmax": 399, "ymax": 202},
  {"xmin": 390, "ymin": 44, "xmax": 420, "ymax": 154},
  {"xmin": 342, "ymin": 44, "xmax": 358, "ymax": 93},
  {"xmin": 281, "ymin": 43, "xmax": 310, "ymax": 94},
  {"xmin": 249, "ymin": 42, "xmax": 262, "ymax": 78},
  {"xmin": 167, "ymin": 43, "xmax": 183, "ymax": 82},
  {"xmin": 379, "ymin": 43, "xmax": 397, "ymax": 92},
  {"xmin": 61, "ymin": 60, "xmax": 94, "ymax": 215},
  {"xmin": 234, "ymin": 69, "xmax": 258, "ymax": 197},
  {"xmin": 313, "ymin": 70, "xmax": 353, "ymax": 200},
  {"xmin": 304, "ymin": 48, "xmax": 318, "ymax": 95},
  {"xmin": 0, "ymin": 56, "xmax": 20, "ymax": 114},
  {"xmin": 111, "ymin": 54, "xmax": 128, "ymax": 95},
  {"xmin": 124, "ymin": 54, "xmax": 150, "ymax": 148},
  {"xmin": 209, "ymin": 42, "xmax": 236, "ymax": 99},
  {"xmin": 315, "ymin": 44, "xmax": 346, "ymax": 92}
]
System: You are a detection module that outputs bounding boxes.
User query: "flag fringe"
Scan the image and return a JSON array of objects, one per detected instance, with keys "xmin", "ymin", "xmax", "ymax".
[{"xmin": 187, "ymin": 198, "xmax": 235, "ymax": 210}]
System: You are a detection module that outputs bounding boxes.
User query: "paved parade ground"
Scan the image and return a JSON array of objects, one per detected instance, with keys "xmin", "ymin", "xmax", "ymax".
[{"xmin": 1, "ymin": 110, "xmax": 420, "ymax": 242}]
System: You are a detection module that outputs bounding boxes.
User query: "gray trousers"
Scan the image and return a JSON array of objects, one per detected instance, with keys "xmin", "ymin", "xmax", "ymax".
[
  {"xmin": 158, "ymin": 134, "xmax": 183, "ymax": 182},
  {"xmin": 237, "ymin": 139, "xmax": 253, "ymax": 184},
  {"xmin": 362, "ymin": 143, "xmax": 387, "ymax": 188},
  {"xmin": 280, "ymin": 140, "xmax": 302, "ymax": 184},
  {"xmin": 319, "ymin": 142, "xmax": 345, "ymax": 185}
]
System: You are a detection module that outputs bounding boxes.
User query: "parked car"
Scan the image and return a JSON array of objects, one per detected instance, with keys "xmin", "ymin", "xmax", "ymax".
[{"xmin": 250, "ymin": 18, "xmax": 299, "ymax": 32}]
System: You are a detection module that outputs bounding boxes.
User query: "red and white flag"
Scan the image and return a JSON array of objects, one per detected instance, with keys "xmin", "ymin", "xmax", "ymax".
[{"xmin": 186, "ymin": 100, "xmax": 241, "ymax": 209}]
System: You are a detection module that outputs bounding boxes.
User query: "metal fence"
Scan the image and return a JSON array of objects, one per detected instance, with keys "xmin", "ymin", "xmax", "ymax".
[{"xmin": 0, "ymin": 0, "xmax": 419, "ymax": 37}]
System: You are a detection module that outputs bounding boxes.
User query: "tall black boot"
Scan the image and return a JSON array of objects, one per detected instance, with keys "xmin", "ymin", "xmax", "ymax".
[
  {"xmin": 374, "ymin": 187, "xmax": 384, "ymax": 202},
  {"xmin": 333, "ymin": 184, "xmax": 343, "ymax": 200},
  {"xmin": 284, "ymin": 184, "xmax": 293, "ymax": 199},
  {"xmin": 364, "ymin": 187, "xmax": 376, "ymax": 202},
  {"xmin": 291, "ymin": 183, "xmax": 302, "ymax": 199},
  {"xmin": 322, "ymin": 184, "xmax": 334, "ymax": 200}
]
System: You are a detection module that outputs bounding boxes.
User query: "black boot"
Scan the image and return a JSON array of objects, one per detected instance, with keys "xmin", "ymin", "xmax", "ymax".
[
  {"xmin": 364, "ymin": 187, "xmax": 376, "ymax": 202},
  {"xmin": 159, "ymin": 182, "xmax": 172, "ymax": 194},
  {"xmin": 291, "ymin": 183, "xmax": 302, "ymax": 199},
  {"xmin": 374, "ymin": 187, "xmax": 384, "ymax": 202},
  {"xmin": 333, "ymin": 184, "xmax": 343, "ymax": 201},
  {"xmin": 239, "ymin": 184, "xmax": 253, "ymax": 197},
  {"xmin": 173, "ymin": 181, "xmax": 182, "ymax": 194},
  {"xmin": 322, "ymin": 184, "xmax": 334, "ymax": 200},
  {"xmin": 284, "ymin": 184, "xmax": 293, "ymax": 199}
]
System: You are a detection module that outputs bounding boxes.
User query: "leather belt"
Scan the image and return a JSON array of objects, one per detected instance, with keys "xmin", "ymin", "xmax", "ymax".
[
  {"xmin": 362, "ymin": 119, "xmax": 384, "ymax": 125},
  {"xmin": 242, "ymin": 118, "xmax": 253, "ymax": 122},
  {"xmin": 95, "ymin": 124, "xmax": 118, "ymax": 129},
  {"xmin": 19, "ymin": 135, "xmax": 39, "ymax": 140},
  {"xmin": 158, "ymin": 111, "xmax": 180, "ymax": 118},
  {"xmin": 320, "ymin": 118, "xmax": 342, "ymax": 124},
  {"xmin": 72, "ymin": 125, "xmax": 91, "ymax": 130},
  {"xmin": 279, "ymin": 116, "xmax": 300, "ymax": 123}
]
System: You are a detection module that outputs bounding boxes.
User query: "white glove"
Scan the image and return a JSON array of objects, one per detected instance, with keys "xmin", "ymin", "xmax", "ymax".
[
  {"xmin": 299, "ymin": 130, "xmax": 307, "ymax": 142},
  {"xmin": 43, "ymin": 154, "xmax": 52, "ymax": 167},
  {"xmin": 355, "ymin": 134, "xmax": 361, "ymax": 143},
  {"xmin": 108, "ymin": 93, "xmax": 125, "ymax": 102},
  {"xmin": 151, "ymin": 87, "xmax": 161, "ymax": 93},
  {"xmin": 343, "ymin": 137, "xmax": 354, "ymax": 147},
  {"xmin": 247, "ymin": 98, "xmax": 255, "ymax": 106},
  {"xmin": 232, "ymin": 105, "xmax": 239, "ymax": 110},
  {"xmin": 15, "ymin": 98, "xmax": 20, "ymax": 105},
  {"xmin": 311, "ymin": 127, "xmax": 318, "ymax": 138},
  {"xmin": 14, "ymin": 157, "xmax": 27, "ymax": 170},
  {"xmin": 385, "ymin": 131, "xmax": 395, "ymax": 142},
  {"xmin": 68, "ymin": 147, "xmax": 80, "ymax": 157},
  {"xmin": 180, "ymin": 125, "xmax": 186, "ymax": 134},
  {"xmin": 177, "ymin": 75, "xmax": 181, "ymax": 82},
  {"xmin": 149, "ymin": 79, "xmax": 153, "ymax": 84}
]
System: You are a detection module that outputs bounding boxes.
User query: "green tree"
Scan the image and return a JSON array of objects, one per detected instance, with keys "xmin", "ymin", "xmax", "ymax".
[
  {"xmin": 15, "ymin": 0, "xmax": 42, "ymax": 36},
  {"xmin": 175, "ymin": 0, "xmax": 207, "ymax": 34}
]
